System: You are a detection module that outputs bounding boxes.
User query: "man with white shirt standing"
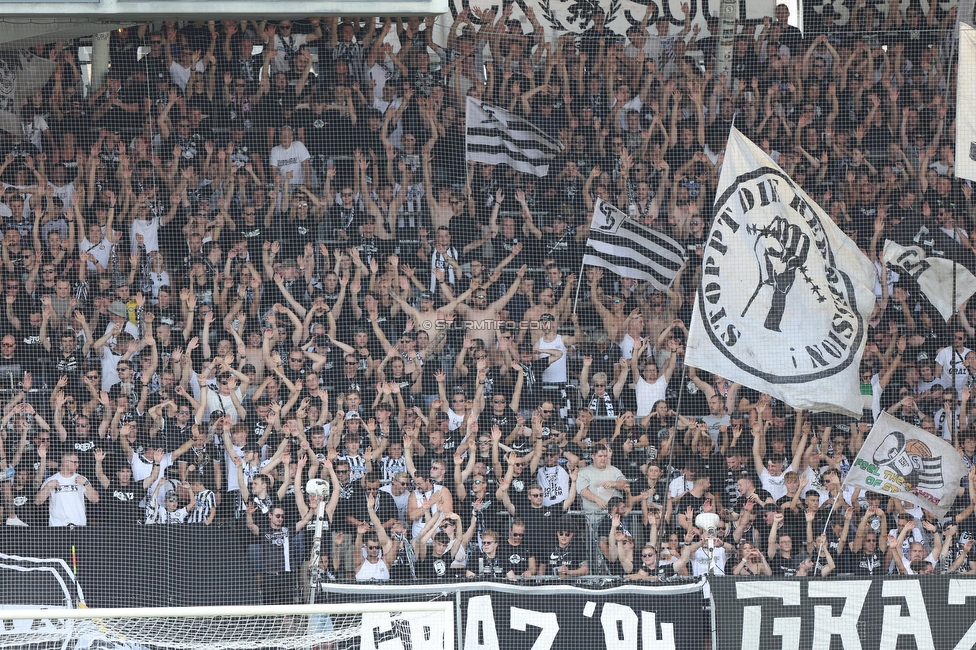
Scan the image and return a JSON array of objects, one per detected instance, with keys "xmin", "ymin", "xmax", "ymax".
[
  {"xmin": 34, "ymin": 452, "xmax": 99, "ymax": 526},
  {"xmin": 268, "ymin": 125, "xmax": 311, "ymax": 188},
  {"xmin": 752, "ymin": 425, "xmax": 802, "ymax": 502},
  {"xmin": 935, "ymin": 329, "xmax": 972, "ymax": 398}
]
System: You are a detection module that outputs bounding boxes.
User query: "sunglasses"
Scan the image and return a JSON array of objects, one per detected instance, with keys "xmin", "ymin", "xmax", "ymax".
[
  {"xmin": 557, "ymin": 531, "xmax": 573, "ymax": 537},
  {"xmin": 511, "ymin": 532, "xmax": 524, "ymax": 537},
  {"xmin": 366, "ymin": 544, "xmax": 381, "ymax": 550}
]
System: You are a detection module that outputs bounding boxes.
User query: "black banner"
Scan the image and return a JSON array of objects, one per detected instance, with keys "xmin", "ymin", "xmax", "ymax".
[
  {"xmin": 321, "ymin": 581, "xmax": 704, "ymax": 650},
  {"xmin": 0, "ymin": 526, "xmax": 259, "ymax": 608},
  {"xmin": 710, "ymin": 576, "xmax": 976, "ymax": 650}
]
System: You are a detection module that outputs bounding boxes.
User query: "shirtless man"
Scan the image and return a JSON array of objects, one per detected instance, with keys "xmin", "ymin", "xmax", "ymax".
[
  {"xmin": 642, "ymin": 271, "xmax": 684, "ymax": 342},
  {"xmin": 390, "ymin": 283, "xmax": 477, "ymax": 352},
  {"xmin": 523, "ymin": 275, "xmax": 575, "ymax": 345},
  {"xmin": 590, "ymin": 281, "xmax": 633, "ymax": 343},
  {"xmin": 449, "ymin": 264, "xmax": 528, "ymax": 348},
  {"xmin": 423, "ymin": 151, "xmax": 464, "ymax": 230}
]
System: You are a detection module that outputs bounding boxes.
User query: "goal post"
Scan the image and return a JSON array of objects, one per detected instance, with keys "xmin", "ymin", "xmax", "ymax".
[{"xmin": 0, "ymin": 601, "xmax": 456, "ymax": 650}]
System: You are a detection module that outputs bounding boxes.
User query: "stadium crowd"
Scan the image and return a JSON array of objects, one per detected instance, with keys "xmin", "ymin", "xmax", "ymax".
[{"xmin": 0, "ymin": 2, "xmax": 975, "ymax": 607}]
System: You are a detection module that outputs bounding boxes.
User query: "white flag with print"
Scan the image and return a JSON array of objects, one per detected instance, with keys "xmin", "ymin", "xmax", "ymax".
[
  {"xmin": 957, "ymin": 23, "xmax": 976, "ymax": 182},
  {"xmin": 845, "ymin": 412, "xmax": 968, "ymax": 517},
  {"xmin": 882, "ymin": 239, "xmax": 976, "ymax": 321},
  {"xmin": 685, "ymin": 127, "xmax": 877, "ymax": 417}
]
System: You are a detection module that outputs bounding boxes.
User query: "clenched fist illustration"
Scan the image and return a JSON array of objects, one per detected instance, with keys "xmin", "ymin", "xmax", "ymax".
[{"xmin": 741, "ymin": 216, "xmax": 811, "ymax": 332}]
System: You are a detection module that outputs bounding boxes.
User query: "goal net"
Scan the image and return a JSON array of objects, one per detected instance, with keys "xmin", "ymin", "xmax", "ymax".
[{"xmin": 0, "ymin": 602, "xmax": 454, "ymax": 650}]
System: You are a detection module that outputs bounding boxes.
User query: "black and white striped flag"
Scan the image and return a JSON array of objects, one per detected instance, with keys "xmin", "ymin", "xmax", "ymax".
[
  {"xmin": 582, "ymin": 199, "xmax": 686, "ymax": 291},
  {"xmin": 465, "ymin": 97, "xmax": 563, "ymax": 177}
]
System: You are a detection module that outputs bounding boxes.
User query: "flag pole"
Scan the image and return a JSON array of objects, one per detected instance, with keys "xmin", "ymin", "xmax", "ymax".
[
  {"xmin": 658, "ymin": 293, "xmax": 694, "ymax": 543},
  {"xmin": 572, "ymin": 260, "xmax": 587, "ymax": 314},
  {"xmin": 951, "ymin": 227, "xmax": 959, "ymax": 444},
  {"xmin": 813, "ymin": 490, "xmax": 843, "ymax": 570}
]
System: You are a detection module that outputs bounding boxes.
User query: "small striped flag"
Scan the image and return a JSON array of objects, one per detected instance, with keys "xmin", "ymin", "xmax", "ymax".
[
  {"xmin": 465, "ymin": 97, "xmax": 563, "ymax": 177},
  {"xmin": 582, "ymin": 199, "xmax": 686, "ymax": 291}
]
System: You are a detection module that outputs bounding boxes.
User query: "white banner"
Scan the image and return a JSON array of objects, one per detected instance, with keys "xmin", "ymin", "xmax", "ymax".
[
  {"xmin": 685, "ymin": 128, "xmax": 877, "ymax": 416},
  {"xmin": 882, "ymin": 239, "xmax": 976, "ymax": 320},
  {"xmin": 957, "ymin": 23, "xmax": 976, "ymax": 182},
  {"xmin": 845, "ymin": 412, "xmax": 968, "ymax": 517},
  {"xmin": 439, "ymin": 0, "xmax": 776, "ymax": 45}
]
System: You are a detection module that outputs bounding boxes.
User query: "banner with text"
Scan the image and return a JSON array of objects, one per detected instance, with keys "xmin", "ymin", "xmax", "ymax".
[
  {"xmin": 320, "ymin": 580, "xmax": 704, "ymax": 650},
  {"xmin": 710, "ymin": 576, "xmax": 976, "ymax": 650}
]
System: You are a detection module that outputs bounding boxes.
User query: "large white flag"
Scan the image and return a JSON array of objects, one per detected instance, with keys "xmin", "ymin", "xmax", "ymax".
[
  {"xmin": 845, "ymin": 412, "xmax": 968, "ymax": 517},
  {"xmin": 465, "ymin": 97, "xmax": 563, "ymax": 177},
  {"xmin": 957, "ymin": 23, "xmax": 976, "ymax": 182},
  {"xmin": 0, "ymin": 52, "xmax": 55, "ymax": 136},
  {"xmin": 685, "ymin": 128, "xmax": 877, "ymax": 416},
  {"xmin": 882, "ymin": 239, "xmax": 976, "ymax": 321}
]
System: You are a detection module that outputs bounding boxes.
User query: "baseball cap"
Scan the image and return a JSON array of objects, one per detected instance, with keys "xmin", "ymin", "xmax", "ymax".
[{"xmin": 108, "ymin": 301, "xmax": 128, "ymax": 318}]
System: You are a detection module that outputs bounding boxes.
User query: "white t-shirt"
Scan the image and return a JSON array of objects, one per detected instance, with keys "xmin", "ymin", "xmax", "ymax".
[
  {"xmin": 130, "ymin": 216, "xmax": 161, "ymax": 254},
  {"xmin": 42, "ymin": 472, "xmax": 88, "ymax": 526},
  {"xmin": 537, "ymin": 464, "xmax": 570, "ymax": 507},
  {"xmin": 80, "ymin": 236, "xmax": 112, "ymax": 271},
  {"xmin": 132, "ymin": 450, "xmax": 173, "ymax": 484},
  {"xmin": 635, "ymin": 375, "xmax": 667, "ymax": 418},
  {"xmin": 169, "ymin": 60, "xmax": 205, "ymax": 91},
  {"xmin": 446, "ymin": 408, "xmax": 465, "ymax": 431},
  {"xmin": 269, "ymin": 141, "xmax": 311, "ymax": 186},
  {"xmin": 207, "ymin": 388, "xmax": 244, "ymax": 424},
  {"xmin": 271, "ymin": 32, "xmax": 311, "ymax": 73},
  {"xmin": 48, "ymin": 181, "xmax": 76, "ymax": 212},
  {"xmin": 935, "ymin": 345, "xmax": 971, "ymax": 396},
  {"xmin": 759, "ymin": 466, "xmax": 793, "ymax": 502}
]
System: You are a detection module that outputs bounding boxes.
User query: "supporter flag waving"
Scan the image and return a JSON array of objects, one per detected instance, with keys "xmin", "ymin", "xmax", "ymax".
[
  {"xmin": 685, "ymin": 127, "xmax": 877, "ymax": 417},
  {"xmin": 465, "ymin": 97, "xmax": 563, "ymax": 177},
  {"xmin": 956, "ymin": 22, "xmax": 976, "ymax": 182},
  {"xmin": 582, "ymin": 198, "xmax": 686, "ymax": 291},
  {"xmin": 0, "ymin": 51, "xmax": 55, "ymax": 135},
  {"xmin": 882, "ymin": 239, "xmax": 976, "ymax": 321},
  {"xmin": 845, "ymin": 412, "xmax": 968, "ymax": 517}
]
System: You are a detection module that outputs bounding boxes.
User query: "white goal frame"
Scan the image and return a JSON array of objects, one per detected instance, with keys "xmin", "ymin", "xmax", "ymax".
[{"xmin": 1, "ymin": 602, "xmax": 456, "ymax": 649}]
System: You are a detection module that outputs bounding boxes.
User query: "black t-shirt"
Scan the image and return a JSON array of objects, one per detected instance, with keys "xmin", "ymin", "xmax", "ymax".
[
  {"xmin": 675, "ymin": 492, "xmax": 707, "ymax": 526},
  {"xmin": 255, "ymin": 517, "xmax": 293, "ymax": 575},
  {"xmin": 771, "ymin": 553, "xmax": 802, "ymax": 577},
  {"xmin": 57, "ymin": 433, "xmax": 99, "ymax": 479},
  {"xmin": 499, "ymin": 540, "xmax": 535, "ymax": 576},
  {"xmin": 543, "ymin": 539, "xmax": 587, "ymax": 574},
  {"xmin": 468, "ymin": 549, "xmax": 507, "ymax": 579},
  {"xmin": 416, "ymin": 553, "xmax": 463, "ymax": 582},
  {"xmin": 99, "ymin": 478, "xmax": 143, "ymax": 526},
  {"xmin": 516, "ymin": 505, "xmax": 563, "ymax": 556},
  {"xmin": 850, "ymin": 549, "xmax": 885, "ymax": 575}
]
